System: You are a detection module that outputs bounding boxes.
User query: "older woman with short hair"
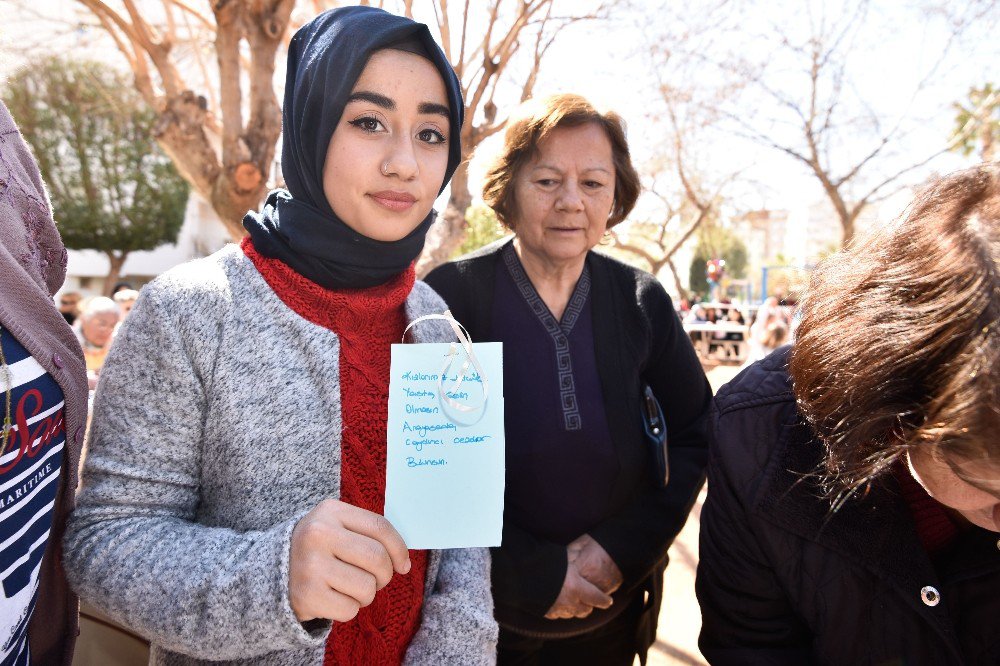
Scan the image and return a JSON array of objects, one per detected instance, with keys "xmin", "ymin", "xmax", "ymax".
[
  {"xmin": 426, "ymin": 93, "xmax": 712, "ymax": 664},
  {"xmin": 75, "ymin": 296, "xmax": 120, "ymax": 387}
]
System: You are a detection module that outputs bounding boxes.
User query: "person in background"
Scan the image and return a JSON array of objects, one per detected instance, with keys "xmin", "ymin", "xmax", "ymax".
[
  {"xmin": 110, "ymin": 281, "xmax": 134, "ymax": 295},
  {"xmin": 112, "ymin": 289, "xmax": 138, "ymax": 319},
  {"xmin": 0, "ymin": 99, "xmax": 89, "ymax": 664},
  {"xmin": 697, "ymin": 163, "xmax": 1000, "ymax": 664},
  {"xmin": 760, "ymin": 318, "xmax": 788, "ymax": 351},
  {"xmin": 57, "ymin": 290, "xmax": 82, "ymax": 325},
  {"xmin": 74, "ymin": 296, "xmax": 119, "ymax": 388},
  {"xmin": 743, "ymin": 296, "xmax": 788, "ymax": 365},
  {"xmin": 427, "ymin": 93, "xmax": 711, "ymax": 665},
  {"xmin": 722, "ymin": 308, "xmax": 746, "ymax": 342},
  {"xmin": 111, "ymin": 289, "xmax": 139, "ymax": 340},
  {"xmin": 63, "ymin": 7, "xmax": 496, "ymax": 665},
  {"xmin": 683, "ymin": 304, "xmax": 708, "ymax": 323}
]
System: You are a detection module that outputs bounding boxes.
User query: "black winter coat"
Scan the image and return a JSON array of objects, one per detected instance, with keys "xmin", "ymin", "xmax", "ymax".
[
  {"xmin": 696, "ymin": 347, "xmax": 1000, "ymax": 666},
  {"xmin": 427, "ymin": 239, "xmax": 712, "ymax": 649}
]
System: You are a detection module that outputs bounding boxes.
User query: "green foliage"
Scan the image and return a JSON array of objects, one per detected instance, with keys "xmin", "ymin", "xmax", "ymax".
[
  {"xmin": 952, "ymin": 83, "xmax": 999, "ymax": 158},
  {"xmin": 453, "ymin": 205, "xmax": 509, "ymax": 257},
  {"xmin": 688, "ymin": 225, "xmax": 748, "ymax": 298},
  {"xmin": 3, "ymin": 57, "xmax": 188, "ymax": 255},
  {"xmin": 688, "ymin": 250, "xmax": 710, "ymax": 297}
]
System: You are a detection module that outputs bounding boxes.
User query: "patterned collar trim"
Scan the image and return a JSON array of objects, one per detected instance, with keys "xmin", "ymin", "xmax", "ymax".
[{"xmin": 501, "ymin": 243, "xmax": 591, "ymax": 431}]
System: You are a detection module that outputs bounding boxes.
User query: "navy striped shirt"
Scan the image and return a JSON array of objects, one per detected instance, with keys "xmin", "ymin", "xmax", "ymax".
[{"xmin": 0, "ymin": 326, "xmax": 65, "ymax": 666}]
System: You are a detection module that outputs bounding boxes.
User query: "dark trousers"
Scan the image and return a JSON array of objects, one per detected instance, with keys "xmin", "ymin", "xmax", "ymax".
[{"xmin": 497, "ymin": 597, "xmax": 644, "ymax": 666}]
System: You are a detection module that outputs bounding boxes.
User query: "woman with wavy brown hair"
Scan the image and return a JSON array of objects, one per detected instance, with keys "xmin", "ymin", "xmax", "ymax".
[
  {"xmin": 428, "ymin": 94, "xmax": 711, "ymax": 665},
  {"xmin": 696, "ymin": 163, "xmax": 1000, "ymax": 665}
]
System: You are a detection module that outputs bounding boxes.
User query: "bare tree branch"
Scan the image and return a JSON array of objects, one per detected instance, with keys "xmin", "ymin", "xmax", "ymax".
[
  {"xmin": 418, "ymin": 0, "xmax": 621, "ymax": 275},
  {"xmin": 75, "ymin": 0, "xmax": 293, "ymax": 239}
]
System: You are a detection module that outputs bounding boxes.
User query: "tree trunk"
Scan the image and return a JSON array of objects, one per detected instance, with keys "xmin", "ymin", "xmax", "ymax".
[
  {"xmin": 981, "ymin": 121, "xmax": 996, "ymax": 162},
  {"xmin": 416, "ymin": 159, "xmax": 473, "ymax": 277},
  {"xmin": 666, "ymin": 257, "xmax": 688, "ymax": 302},
  {"xmin": 152, "ymin": 89, "xmax": 261, "ymax": 240},
  {"xmin": 841, "ymin": 207, "xmax": 862, "ymax": 248},
  {"xmin": 134, "ymin": 2, "xmax": 289, "ymax": 242},
  {"xmin": 103, "ymin": 252, "xmax": 128, "ymax": 296}
]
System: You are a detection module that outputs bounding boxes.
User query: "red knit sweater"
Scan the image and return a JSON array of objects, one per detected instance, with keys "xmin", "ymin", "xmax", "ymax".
[
  {"xmin": 894, "ymin": 463, "xmax": 960, "ymax": 556},
  {"xmin": 242, "ymin": 238, "xmax": 427, "ymax": 665}
]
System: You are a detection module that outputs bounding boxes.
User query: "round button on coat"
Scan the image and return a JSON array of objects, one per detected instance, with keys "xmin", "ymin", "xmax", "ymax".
[
  {"xmin": 920, "ymin": 586, "xmax": 941, "ymax": 607},
  {"xmin": 52, "ymin": 353, "xmax": 64, "ymax": 369}
]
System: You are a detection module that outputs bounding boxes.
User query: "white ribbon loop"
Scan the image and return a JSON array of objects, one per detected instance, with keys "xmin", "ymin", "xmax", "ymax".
[{"xmin": 402, "ymin": 311, "xmax": 489, "ymax": 414}]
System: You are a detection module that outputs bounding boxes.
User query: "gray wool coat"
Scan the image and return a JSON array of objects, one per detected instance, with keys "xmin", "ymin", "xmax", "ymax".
[{"xmin": 63, "ymin": 245, "xmax": 498, "ymax": 665}]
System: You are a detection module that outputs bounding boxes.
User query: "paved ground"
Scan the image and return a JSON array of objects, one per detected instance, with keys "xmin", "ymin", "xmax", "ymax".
[{"xmin": 645, "ymin": 362, "xmax": 743, "ymax": 666}]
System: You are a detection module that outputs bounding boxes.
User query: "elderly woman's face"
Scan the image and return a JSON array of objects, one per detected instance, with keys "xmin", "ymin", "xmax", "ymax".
[
  {"xmin": 909, "ymin": 447, "xmax": 1000, "ymax": 532},
  {"xmin": 511, "ymin": 123, "xmax": 615, "ymax": 267},
  {"xmin": 322, "ymin": 49, "xmax": 450, "ymax": 242},
  {"xmin": 81, "ymin": 312, "xmax": 118, "ymax": 347}
]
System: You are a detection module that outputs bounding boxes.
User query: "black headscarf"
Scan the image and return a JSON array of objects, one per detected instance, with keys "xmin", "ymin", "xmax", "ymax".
[{"xmin": 244, "ymin": 6, "xmax": 465, "ymax": 290}]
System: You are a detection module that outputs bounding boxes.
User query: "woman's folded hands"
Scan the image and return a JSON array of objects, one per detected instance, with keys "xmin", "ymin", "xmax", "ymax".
[{"xmin": 544, "ymin": 534, "xmax": 623, "ymax": 620}]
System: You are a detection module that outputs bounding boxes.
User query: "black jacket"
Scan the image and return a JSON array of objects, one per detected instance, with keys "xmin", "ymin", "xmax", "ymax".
[
  {"xmin": 697, "ymin": 347, "xmax": 1000, "ymax": 665},
  {"xmin": 426, "ymin": 239, "xmax": 712, "ymax": 644}
]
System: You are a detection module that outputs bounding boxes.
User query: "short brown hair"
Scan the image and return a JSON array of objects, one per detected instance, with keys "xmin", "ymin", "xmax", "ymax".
[
  {"xmin": 481, "ymin": 94, "xmax": 640, "ymax": 229},
  {"xmin": 789, "ymin": 163, "xmax": 1000, "ymax": 499}
]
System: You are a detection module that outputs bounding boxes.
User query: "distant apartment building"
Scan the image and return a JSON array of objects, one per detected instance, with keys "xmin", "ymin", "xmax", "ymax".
[
  {"xmin": 732, "ymin": 209, "xmax": 790, "ymax": 278},
  {"xmin": 783, "ymin": 195, "xmax": 908, "ymax": 268},
  {"xmin": 732, "ymin": 201, "xmax": 879, "ymax": 300}
]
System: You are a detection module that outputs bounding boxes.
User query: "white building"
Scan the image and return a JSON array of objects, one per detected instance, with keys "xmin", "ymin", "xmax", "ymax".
[
  {"xmin": 783, "ymin": 191, "xmax": 914, "ymax": 269},
  {"xmin": 62, "ymin": 193, "xmax": 233, "ymax": 295}
]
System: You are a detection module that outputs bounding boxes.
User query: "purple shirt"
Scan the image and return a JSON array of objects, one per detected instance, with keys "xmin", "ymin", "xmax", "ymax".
[{"xmin": 493, "ymin": 246, "xmax": 618, "ymax": 545}]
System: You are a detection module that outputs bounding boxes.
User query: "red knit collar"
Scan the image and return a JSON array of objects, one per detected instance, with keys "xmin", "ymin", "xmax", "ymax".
[
  {"xmin": 894, "ymin": 462, "xmax": 962, "ymax": 555},
  {"xmin": 241, "ymin": 237, "xmax": 414, "ymax": 335}
]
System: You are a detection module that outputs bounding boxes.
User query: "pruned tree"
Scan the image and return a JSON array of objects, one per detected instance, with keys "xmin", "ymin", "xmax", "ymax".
[
  {"xmin": 608, "ymin": 13, "xmax": 737, "ymax": 301},
  {"xmin": 952, "ymin": 83, "xmax": 999, "ymax": 162},
  {"xmin": 708, "ymin": 0, "xmax": 995, "ymax": 246},
  {"xmin": 3, "ymin": 58, "xmax": 189, "ymax": 294},
  {"xmin": 66, "ymin": 0, "xmax": 617, "ymax": 265},
  {"xmin": 608, "ymin": 166, "xmax": 724, "ymax": 302},
  {"xmin": 73, "ymin": 0, "xmax": 294, "ymax": 239},
  {"xmin": 403, "ymin": 0, "xmax": 619, "ymax": 275}
]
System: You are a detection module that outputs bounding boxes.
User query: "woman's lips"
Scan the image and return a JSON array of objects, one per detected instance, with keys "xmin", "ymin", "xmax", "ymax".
[
  {"xmin": 369, "ymin": 191, "xmax": 416, "ymax": 212},
  {"xmin": 993, "ymin": 503, "xmax": 1000, "ymax": 530}
]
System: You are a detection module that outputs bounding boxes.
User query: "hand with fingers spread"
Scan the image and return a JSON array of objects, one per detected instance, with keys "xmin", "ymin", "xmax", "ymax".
[{"xmin": 288, "ymin": 499, "xmax": 411, "ymax": 623}]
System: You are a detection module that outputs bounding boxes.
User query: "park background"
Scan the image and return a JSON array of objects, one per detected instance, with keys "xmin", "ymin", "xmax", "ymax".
[{"xmin": 1, "ymin": 0, "xmax": 998, "ymax": 663}]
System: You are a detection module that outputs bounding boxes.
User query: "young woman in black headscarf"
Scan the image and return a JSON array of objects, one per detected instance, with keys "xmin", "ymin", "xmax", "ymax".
[{"xmin": 64, "ymin": 7, "xmax": 498, "ymax": 665}]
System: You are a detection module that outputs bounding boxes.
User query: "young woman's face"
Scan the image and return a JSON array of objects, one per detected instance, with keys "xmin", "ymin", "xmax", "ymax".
[
  {"xmin": 908, "ymin": 447, "xmax": 1000, "ymax": 532},
  {"xmin": 322, "ymin": 49, "xmax": 450, "ymax": 242}
]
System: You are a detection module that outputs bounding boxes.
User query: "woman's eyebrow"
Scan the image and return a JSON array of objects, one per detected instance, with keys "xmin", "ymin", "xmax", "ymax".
[
  {"xmin": 418, "ymin": 102, "xmax": 450, "ymax": 118},
  {"xmin": 345, "ymin": 91, "xmax": 449, "ymax": 119},
  {"xmin": 347, "ymin": 90, "xmax": 394, "ymax": 110}
]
